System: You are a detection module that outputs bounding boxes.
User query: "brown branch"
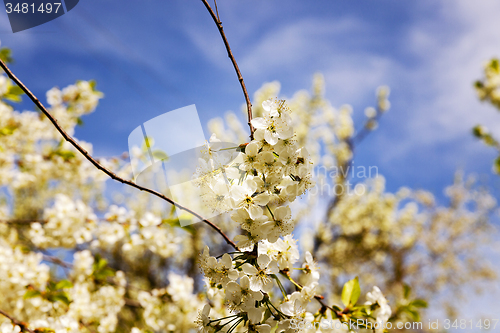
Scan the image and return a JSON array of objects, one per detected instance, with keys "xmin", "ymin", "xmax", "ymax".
[
  {"xmin": 351, "ymin": 104, "xmax": 385, "ymax": 146},
  {"xmin": 0, "ymin": 309, "xmax": 35, "ymax": 333},
  {"xmin": 80, "ymin": 321, "xmax": 97, "ymax": 333},
  {"xmin": 0, "ymin": 59, "xmax": 238, "ymax": 251},
  {"xmin": 200, "ymin": 0, "xmax": 255, "ymax": 139},
  {"xmin": 42, "ymin": 254, "xmax": 73, "ymax": 268},
  {"xmin": 0, "ymin": 219, "xmax": 46, "ymax": 225},
  {"xmin": 213, "ymin": 0, "xmax": 220, "ymax": 22},
  {"xmin": 124, "ymin": 298, "xmax": 141, "ymax": 308},
  {"xmin": 325, "ymin": 104, "xmax": 387, "ymax": 219}
]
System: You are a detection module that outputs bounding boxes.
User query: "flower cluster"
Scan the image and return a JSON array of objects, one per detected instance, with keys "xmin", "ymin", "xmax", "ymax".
[
  {"xmin": 196, "ymin": 99, "xmax": 314, "ymax": 249},
  {"xmin": 137, "ymin": 273, "xmax": 204, "ymax": 332},
  {"xmin": 194, "ymin": 100, "xmax": 320, "ymax": 332},
  {"xmin": 195, "ymin": 99, "xmax": 392, "ymax": 333},
  {"xmin": 475, "ymin": 58, "xmax": 500, "ymax": 109},
  {"xmin": 199, "ymin": 245, "xmax": 321, "ymax": 333}
]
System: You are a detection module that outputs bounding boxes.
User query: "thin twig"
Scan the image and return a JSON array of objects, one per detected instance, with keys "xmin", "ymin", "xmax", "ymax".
[
  {"xmin": 351, "ymin": 106, "xmax": 385, "ymax": 146},
  {"xmin": 0, "ymin": 58, "xmax": 238, "ymax": 251},
  {"xmin": 0, "ymin": 219, "xmax": 46, "ymax": 225},
  {"xmin": 325, "ymin": 106, "xmax": 387, "ymax": 218},
  {"xmin": 42, "ymin": 254, "xmax": 73, "ymax": 268},
  {"xmin": 200, "ymin": 0, "xmax": 255, "ymax": 139},
  {"xmin": 0, "ymin": 309, "xmax": 35, "ymax": 333},
  {"xmin": 213, "ymin": 0, "xmax": 220, "ymax": 22}
]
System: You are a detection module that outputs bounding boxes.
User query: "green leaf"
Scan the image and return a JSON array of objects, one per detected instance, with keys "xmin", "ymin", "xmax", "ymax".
[
  {"xmin": 3, "ymin": 93, "xmax": 22, "ymax": 103},
  {"xmin": 0, "ymin": 125, "xmax": 17, "ymax": 136},
  {"xmin": 331, "ymin": 304, "xmax": 343, "ymax": 312},
  {"xmin": 24, "ymin": 290, "xmax": 42, "ymax": 299},
  {"xmin": 49, "ymin": 292, "xmax": 71, "ymax": 305},
  {"xmin": 76, "ymin": 117, "xmax": 84, "ymax": 126},
  {"xmin": 341, "ymin": 277, "xmax": 361, "ymax": 307},
  {"xmin": 404, "ymin": 307, "xmax": 420, "ymax": 322},
  {"xmin": 152, "ymin": 150, "xmax": 168, "ymax": 161},
  {"xmin": 92, "ymin": 256, "xmax": 115, "ymax": 283},
  {"xmin": 55, "ymin": 280, "xmax": 73, "ymax": 290},
  {"xmin": 491, "ymin": 58, "xmax": 499, "ymax": 72},
  {"xmin": 403, "ymin": 284, "xmax": 411, "ymax": 299},
  {"xmin": 494, "ymin": 157, "xmax": 500, "ymax": 174},
  {"xmin": 96, "ymin": 257, "xmax": 108, "ymax": 271},
  {"xmin": 483, "ymin": 134, "xmax": 498, "ymax": 146},
  {"xmin": 472, "ymin": 125, "xmax": 485, "ymax": 138},
  {"xmin": 0, "ymin": 47, "xmax": 13, "ymax": 63},
  {"xmin": 94, "ymin": 267, "xmax": 114, "ymax": 281},
  {"xmin": 163, "ymin": 218, "xmax": 196, "ymax": 234},
  {"xmin": 55, "ymin": 150, "xmax": 76, "ymax": 161},
  {"xmin": 410, "ymin": 299, "xmax": 428, "ymax": 308},
  {"xmin": 8, "ymin": 85, "xmax": 24, "ymax": 96},
  {"xmin": 47, "ymin": 281, "xmax": 56, "ymax": 291}
]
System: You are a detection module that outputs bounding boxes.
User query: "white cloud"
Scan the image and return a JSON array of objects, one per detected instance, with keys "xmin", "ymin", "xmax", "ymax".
[
  {"xmin": 368, "ymin": 0, "xmax": 500, "ymax": 168},
  {"xmin": 239, "ymin": 18, "xmax": 361, "ymax": 74}
]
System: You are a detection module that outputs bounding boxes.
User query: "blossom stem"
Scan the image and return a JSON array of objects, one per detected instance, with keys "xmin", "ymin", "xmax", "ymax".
[
  {"xmin": 264, "ymin": 300, "xmax": 276, "ymax": 316},
  {"xmin": 215, "ymin": 251, "xmax": 242, "ymax": 259},
  {"xmin": 233, "ymin": 261, "xmax": 247, "ymax": 269},
  {"xmin": 266, "ymin": 299, "xmax": 287, "ymax": 318},
  {"xmin": 272, "ymin": 274, "xmax": 288, "ymax": 300},
  {"xmin": 210, "ymin": 314, "xmax": 239, "ymax": 323},
  {"xmin": 281, "ymin": 273, "xmax": 303, "ymax": 290},
  {"xmin": 266, "ymin": 205, "xmax": 275, "ymax": 220},
  {"xmin": 226, "ymin": 317, "xmax": 244, "ymax": 333}
]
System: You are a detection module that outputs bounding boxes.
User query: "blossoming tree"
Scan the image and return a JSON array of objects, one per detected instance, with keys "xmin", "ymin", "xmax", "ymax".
[{"xmin": 0, "ymin": 2, "xmax": 497, "ymax": 333}]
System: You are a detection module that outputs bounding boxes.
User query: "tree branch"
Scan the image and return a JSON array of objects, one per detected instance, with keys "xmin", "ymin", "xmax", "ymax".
[
  {"xmin": 42, "ymin": 254, "xmax": 73, "ymax": 269},
  {"xmin": 351, "ymin": 105, "xmax": 385, "ymax": 146},
  {"xmin": 200, "ymin": 0, "xmax": 255, "ymax": 139},
  {"xmin": 0, "ymin": 58, "xmax": 238, "ymax": 251},
  {"xmin": 0, "ymin": 219, "xmax": 46, "ymax": 225},
  {"xmin": 0, "ymin": 309, "xmax": 34, "ymax": 333},
  {"xmin": 325, "ymin": 105, "xmax": 387, "ymax": 219},
  {"xmin": 213, "ymin": 0, "xmax": 220, "ymax": 22}
]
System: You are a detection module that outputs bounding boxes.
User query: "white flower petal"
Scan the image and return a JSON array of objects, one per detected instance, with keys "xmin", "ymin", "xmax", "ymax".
[
  {"xmin": 242, "ymin": 263, "xmax": 258, "ymax": 275},
  {"xmin": 251, "ymin": 117, "xmax": 268, "ymax": 129},
  {"xmin": 264, "ymin": 131, "xmax": 279, "ymax": 145},
  {"xmin": 253, "ymin": 193, "xmax": 270, "ymax": 206},
  {"xmin": 257, "ymin": 254, "xmax": 271, "ymax": 268}
]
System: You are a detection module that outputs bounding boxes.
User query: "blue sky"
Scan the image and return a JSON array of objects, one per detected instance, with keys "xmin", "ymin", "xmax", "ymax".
[
  {"xmin": 2, "ymin": 0, "xmax": 500, "ymax": 196},
  {"xmin": 1, "ymin": 0, "xmax": 500, "ymax": 326}
]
